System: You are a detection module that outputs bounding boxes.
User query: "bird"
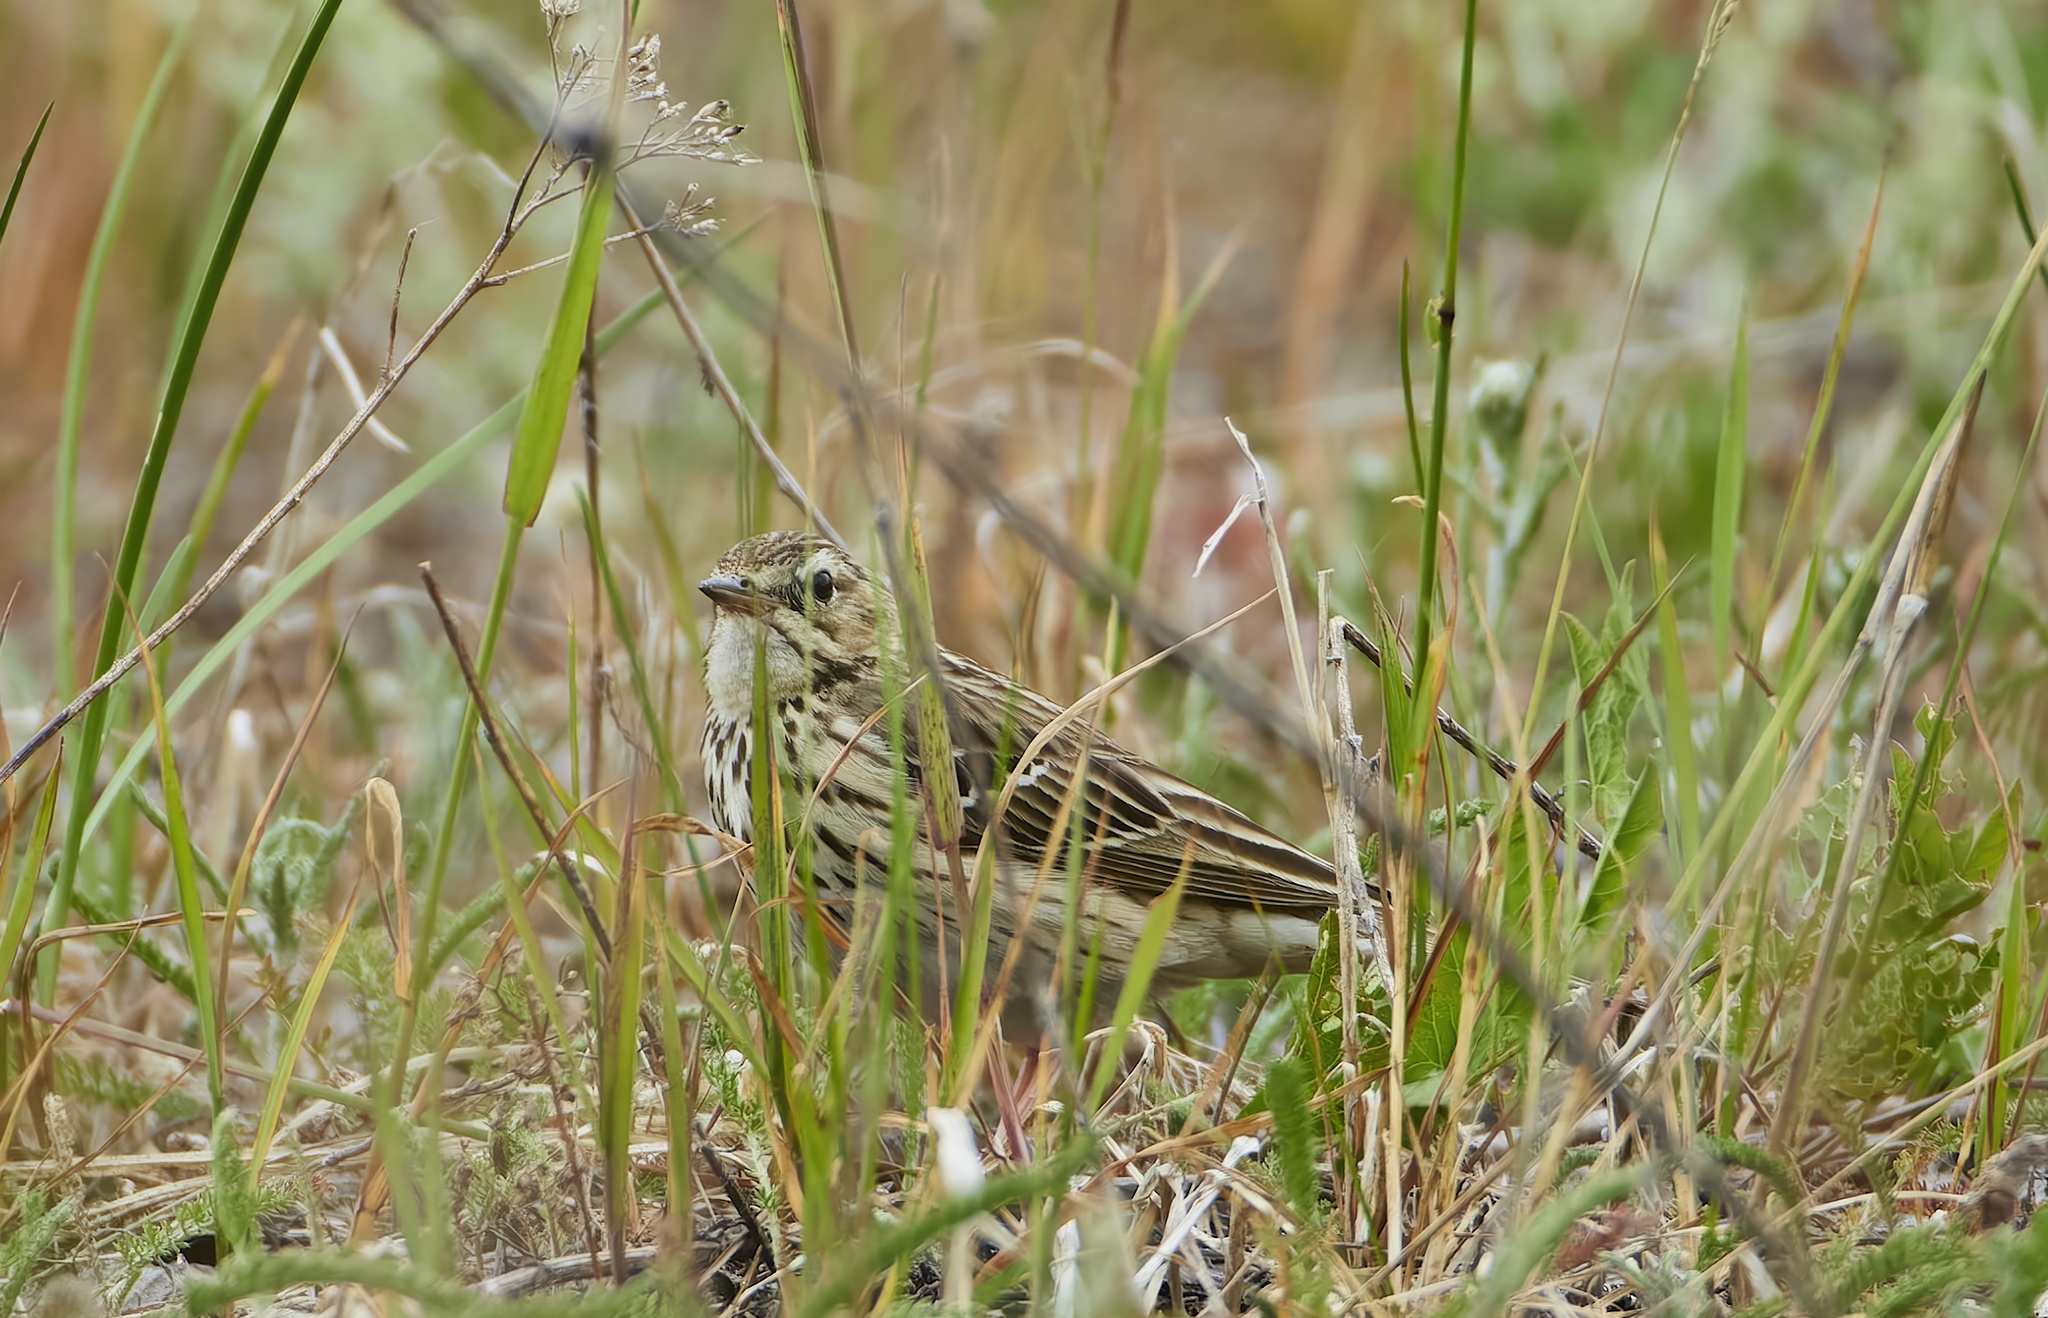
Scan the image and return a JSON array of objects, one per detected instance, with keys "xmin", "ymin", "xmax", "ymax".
[{"xmin": 698, "ymin": 530, "xmax": 1357, "ymax": 1037}]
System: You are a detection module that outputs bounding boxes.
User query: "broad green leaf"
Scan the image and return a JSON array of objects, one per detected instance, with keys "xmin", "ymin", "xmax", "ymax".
[
  {"xmin": 1573, "ymin": 569, "xmax": 1649, "ymax": 825},
  {"xmin": 1404, "ymin": 928, "xmax": 1525, "ymax": 1083}
]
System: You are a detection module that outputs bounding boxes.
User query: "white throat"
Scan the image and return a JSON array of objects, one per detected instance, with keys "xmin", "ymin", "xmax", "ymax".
[{"xmin": 704, "ymin": 614, "xmax": 764, "ymax": 722}]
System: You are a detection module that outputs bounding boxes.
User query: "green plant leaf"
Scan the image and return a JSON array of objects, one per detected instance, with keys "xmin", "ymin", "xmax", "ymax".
[
  {"xmin": 1106, "ymin": 238, "xmax": 1235, "ymax": 587},
  {"xmin": 1649, "ymin": 524, "xmax": 1700, "ymax": 870},
  {"xmin": 0, "ymin": 101, "xmax": 51, "ymax": 257},
  {"xmin": 1262, "ymin": 1057, "xmax": 1321, "ymax": 1223},
  {"xmin": 1583, "ymin": 770, "xmax": 1662, "ymax": 942},
  {"xmin": 503, "ymin": 158, "xmax": 617, "ymax": 525}
]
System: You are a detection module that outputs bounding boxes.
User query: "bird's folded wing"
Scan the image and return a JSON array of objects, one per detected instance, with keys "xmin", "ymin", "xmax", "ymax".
[{"xmin": 928, "ymin": 662, "xmax": 1340, "ymax": 913}]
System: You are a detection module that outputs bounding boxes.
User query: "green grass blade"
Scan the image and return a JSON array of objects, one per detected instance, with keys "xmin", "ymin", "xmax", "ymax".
[
  {"xmin": 1398, "ymin": 260, "xmax": 1425, "ymax": 491},
  {"xmin": 646, "ymin": 864, "xmax": 692, "ymax": 1234},
  {"xmin": 249, "ymin": 859, "xmax": 362, "ymax": 1174},
  {"xmin": 0, "ymin": 101, "xmax": 51, "ymax": 255},
  {"xmin": 1709, "ymin": 311, "xmax": 1748, "ymax": 672},
  {"xmin": 39, "ymin": 0, "xmax": 348, "ymax": 1005},
  {"xmin": 1411, "ymin": 0, "xmax": 1480, "ymax": 698},
  {"xmin": 1649, "ymin": 524, "xmax": 1700, "ymax": 868},
  {"xmin": 577, "ymin": 489, "xmax": 685, "ymax": 808},
  {"xmin": 1764, "ymin": 174, "xmax": 1881, "ymax": 601},
  {"xmin": 124, "ymin": 591, "xmax": 222, "ymax": 1118},
  {"xmin": 1518, "ymin": 0, "xmax": 1736, "ymax": 749},
  {"xmin": 53, "ymin": 20, "xmax": 191, "ymax": 689},
  {"xmin": 157, "ymin": 6, "xmax": 300, "ymax": 398},
  {"xmin": 600, "ymin": 845, "xmax": 647, "ymax": 1277},
  {"xmin": 1669, "ymin": 218, "xmax": 2048, "ymax": 912},
  {"xmin": 0, "ymin": 745, "xmax": 63, "ymax": 1019},
  {"xmin": 772, "ymin": 0, "xmax": 863, "ymax": 373},
  {"xmin": 139, "ymin": 538, "xmax": 196, "ymax": 636},
  {"xmin": 2005, "ymin": 158, "xmax": 2048, "ymax": 298},
  {"xmin": 1086, "ymin": 860, "xmax": 1191, "ymax": 1111},
  {"xmin": 1106, "ymin": 239, "xmax": 1235, "ymax": 589},
  {"xmin": 503, "ymin": 158, "xmax": 617, "ymax": 523}
]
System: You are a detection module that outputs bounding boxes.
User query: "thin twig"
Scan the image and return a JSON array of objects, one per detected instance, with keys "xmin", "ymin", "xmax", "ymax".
[
  {"xmin": 1337, "ymin": 619, "xmax": 1602, "ymax": 861},
  {"xmin": 699, "ymin": 1134, "xmax": 776, "ymax": 1270},
  {"xmin": 0, "ymin": 135, "xmax": 562, "ymax": 789},
  {"xmin": 479, "ymin": 222, "xmax": 667, "ymax": 288},
  {"xmin": 418, "ymin": 564, "xmax": 612, "ymax": 962},
  {"xmin": 383, "ymin": 226, "xmax": 418, "ymax": 383},
  {"xmin": 622, "ymin": 198, "xmax": 846, "ymax": 550}
]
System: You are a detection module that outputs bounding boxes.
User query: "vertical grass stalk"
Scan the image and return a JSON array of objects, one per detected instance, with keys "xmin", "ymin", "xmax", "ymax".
[{"xmin": 1409, "ymin": 0, "xmax": 1480, "ymax": 744}]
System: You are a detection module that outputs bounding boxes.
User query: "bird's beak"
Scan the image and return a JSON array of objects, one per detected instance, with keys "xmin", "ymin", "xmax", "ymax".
[{"xmin": 698, "ymin": 575, "xmax": 759, "ymax": 614}]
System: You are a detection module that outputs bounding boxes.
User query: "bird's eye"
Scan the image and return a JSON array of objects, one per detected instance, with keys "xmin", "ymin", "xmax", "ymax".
[{"xmin": 810, "ymin": 568, "xmax": 835, "ymax": 606}]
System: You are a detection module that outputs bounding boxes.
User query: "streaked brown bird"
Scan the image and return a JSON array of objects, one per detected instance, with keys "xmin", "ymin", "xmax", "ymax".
[{"xmin": 699, "ymin": 530, "xmax": 1354, "ymax": 1034}]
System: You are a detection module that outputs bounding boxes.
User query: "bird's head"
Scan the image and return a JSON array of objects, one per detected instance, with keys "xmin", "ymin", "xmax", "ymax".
[{"xmin": 699, "ymin": 532, "xmax": 879, "ymax": 711}]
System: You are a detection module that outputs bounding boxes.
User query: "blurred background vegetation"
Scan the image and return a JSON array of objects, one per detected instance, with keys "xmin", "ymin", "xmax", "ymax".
[
  {"xmin": 8, "ymin": 0, "xmax": 2048, "ymax": 1305},
  {"xmin": 6, "ymin": 0, "xmax": 2047, "ymax": 834},
  {"xmin": 0, "ymin": 0, "xmax": 2040, "ymax": 997}
]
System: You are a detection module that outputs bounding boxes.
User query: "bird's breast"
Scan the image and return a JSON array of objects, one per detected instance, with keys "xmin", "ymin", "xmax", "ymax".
[{"xmin": 701, "ymin": 715, "xmax": 754, "ymax": 840}]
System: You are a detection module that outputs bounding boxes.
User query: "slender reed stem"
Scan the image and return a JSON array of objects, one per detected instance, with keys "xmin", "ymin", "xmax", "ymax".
[{"xmin": 1409, "ymin": 0, "xmax": 1479, "ymax": 771}]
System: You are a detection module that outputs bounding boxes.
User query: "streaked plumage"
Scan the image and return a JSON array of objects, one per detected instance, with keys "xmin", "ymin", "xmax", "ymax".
[{"xmin": 699, "ymin": 531, "xmax": 1355, "ymax": 1033}]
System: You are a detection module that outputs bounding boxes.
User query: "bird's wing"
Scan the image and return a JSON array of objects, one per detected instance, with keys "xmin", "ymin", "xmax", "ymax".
[{"xmin": 931, "ymin": 653, "xmax": 1341, "ymax": 913}]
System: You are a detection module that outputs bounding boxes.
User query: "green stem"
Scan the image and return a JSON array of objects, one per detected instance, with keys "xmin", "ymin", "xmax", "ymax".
[
  {"xmin": 1409, "ymin": 0, "xmax": 1479, "ymax": 772},
  {"xmin": 1398, "ymin": 262, "xmax": 1426, "ymax": 493}
]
